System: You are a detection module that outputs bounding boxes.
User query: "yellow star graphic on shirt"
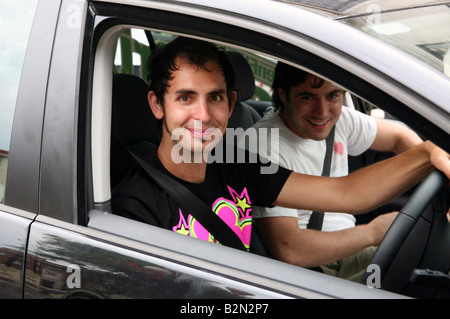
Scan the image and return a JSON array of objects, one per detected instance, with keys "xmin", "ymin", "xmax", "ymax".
[
  {"xmin": 236, "ymin": 196, "xmax": 251, "ymax": 214},
  {"xmin": 177, "ymin": 223, "xmax": 190, "ymax": 236}
]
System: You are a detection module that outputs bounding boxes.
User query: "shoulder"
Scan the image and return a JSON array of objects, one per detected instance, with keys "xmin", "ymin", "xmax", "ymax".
[
  {"xmin": 337, "ymin": 107, "xmax": 377, "ymax": 155},
  {"xmin": 249, "ymin": 110, "xmax": 300, "ymax": 145},
  {"xmin": 337, "ymin": 107, "xmax": 376, "ymax": 133},
  {"xmin": 339, "ymin": 106, "xmax": 375, "ymax": 123},
  {"xmin": 252, "ymin": 109, "xmax": 281, "ymax": 129},
  {"xmin": 111, "ymin": 146, "xmax": 160, "ymax": 197}
]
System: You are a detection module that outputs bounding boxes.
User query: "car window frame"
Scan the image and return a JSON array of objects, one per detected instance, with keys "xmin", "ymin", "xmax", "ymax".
[
  {"xmin": 86, "ymin": 0, "xmax": 445, "ymax": 223},
  {"xmin": 0, "ymin": 0, "xmax": 39, "ymax": 205},
  {"xmin": 88, "ymin": 1, "xmax": 449, "ymax": 213},
  {"xmin": 0, "ymin": 0, "xmax": 59, "ymax": 299},
  {"xmin": 4, "ymin": 0, "xmax": 60, "ymax": 214},
  {"xmin": 64, "ymin": 0, "xmax": 447, "ymax": 298},
  {"xmin": 78, "ymin": 1, "xmax": 412, "ymax": 297}
]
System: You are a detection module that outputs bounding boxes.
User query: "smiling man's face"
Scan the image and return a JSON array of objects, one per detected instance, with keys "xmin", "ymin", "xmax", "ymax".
[
  {"xmin": 149, "ymin": 57, "xmax": 235, "ymax": 156},
  {"xmin": 278, "ymin": 75, "xmax": 344, "ymax": 141}
]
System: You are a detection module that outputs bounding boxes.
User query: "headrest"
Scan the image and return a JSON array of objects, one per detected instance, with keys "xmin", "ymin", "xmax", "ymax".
[
  {"xmin": 226, "ymin": 51, "xmax": 255, "ymax": 102},
  {"xmin": 111, "ymin": 73, "xmax": 160, "ymax": 147}
]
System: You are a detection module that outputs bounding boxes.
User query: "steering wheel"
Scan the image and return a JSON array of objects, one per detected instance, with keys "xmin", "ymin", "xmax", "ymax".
[{"xmin": 360, "ymin": 170, "xmax": 448, "ymax": 290}]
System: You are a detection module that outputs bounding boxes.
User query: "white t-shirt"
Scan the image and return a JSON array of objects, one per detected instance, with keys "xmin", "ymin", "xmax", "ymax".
[{"xmin": 248, "ymin": 107, "xmax": 377, "ymax": 231}]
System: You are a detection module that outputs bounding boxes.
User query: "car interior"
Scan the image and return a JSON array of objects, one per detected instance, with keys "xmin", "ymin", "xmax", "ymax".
[
  {"xmin": 3, "ymin": 0, "xmax": 449, "ymax": 300},
  {"xmin": 91, "ymin": 24, "xmax": 449, "ymax": 298},
  {"xmin": 108, "ymin": 27, "xmax": 411, "ymax": 220}
]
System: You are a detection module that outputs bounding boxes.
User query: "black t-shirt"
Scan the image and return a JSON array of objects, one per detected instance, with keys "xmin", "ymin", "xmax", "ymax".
[{"xmin": 111, "ymin": 145, "xmax": 291, "ymax": 249}]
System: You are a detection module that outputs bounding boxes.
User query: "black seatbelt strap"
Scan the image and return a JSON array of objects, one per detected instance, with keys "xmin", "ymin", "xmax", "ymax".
[
  {"xmin": 307, "ymin": 126, "xmax": 335, "ymax": 230},
  {"xmin": 124, "ymin": 145, "xmax": 248, "ymax": 251}
]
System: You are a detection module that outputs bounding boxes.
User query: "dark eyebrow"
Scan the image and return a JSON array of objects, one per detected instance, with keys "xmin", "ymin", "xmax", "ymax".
[
  {"xmin": 327, "ymin": 89, "xmax": 345, "ymax": 95},
  {"xmin": 209, "ymin": 89, "xmax": 226, "ymax": 96},
  {"xmin": 175, "ymin": 89, "xmax": 197, "ymax": 95},
  {"xmin": 297, "ymin": 89, "xmax": 344, "ymax": 97},
  {"xmin": 296, "ymin": 91, "xmax": 317, "ymax": 97},
  {"xmin": 174, "ymin": 89, "xmax": 226, "ymax": 96}
]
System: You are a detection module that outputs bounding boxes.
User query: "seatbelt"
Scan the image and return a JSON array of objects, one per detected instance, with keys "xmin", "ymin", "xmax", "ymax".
[
  {"xmin": 307, "ymin": 126, "xmax": 335, "ymax": 230},
  {"xmin": 124, "ymin": 145, "xmax": 248, "ymax": 252}
]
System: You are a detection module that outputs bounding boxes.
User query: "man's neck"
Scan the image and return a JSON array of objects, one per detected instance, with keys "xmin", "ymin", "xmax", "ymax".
[{"xmin": 157, "ymin": 142, "xmax": 207, "ymax": 184}]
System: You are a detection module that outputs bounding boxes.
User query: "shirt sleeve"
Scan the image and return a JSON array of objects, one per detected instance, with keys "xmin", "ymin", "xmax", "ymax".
[
  {"xmin": 247, "ymin": 158, "xmax": 292, "ymax": 208},
  {"xmin": 111, "ymin": 194, "xmax": 160, "ymax": 225},
  {"xmin": 253, "ymin": 205, "xmax": 298, "ymax": 218},
  {"xmin": 111, "ymin": 164, "xmax": 169, "ymax": 228},
  {"xmin": 341, "ymin": 107, "xmax": 377, "ymax": 156}
]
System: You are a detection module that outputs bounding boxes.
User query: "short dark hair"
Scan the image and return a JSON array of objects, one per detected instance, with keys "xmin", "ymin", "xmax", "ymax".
[
  {"xmin": 272, "ymin": 62, "xmax": 324, "ymax": 111},
  {"xmin": 146, "ymin": 37, "xmax": 235, "ymax": 107}
]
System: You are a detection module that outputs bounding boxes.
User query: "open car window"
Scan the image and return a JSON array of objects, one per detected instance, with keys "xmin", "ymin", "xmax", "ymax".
[
  {"xmin": 96, "ymin": 22, "xmax": 418, "ymax": 246},
  {"xmin": 81, "ymin": 1, "xmax": 447, "ymax": 300}
]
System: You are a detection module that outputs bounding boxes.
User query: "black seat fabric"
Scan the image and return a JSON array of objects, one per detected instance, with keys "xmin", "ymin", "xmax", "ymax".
[
  {"xmin": 110, "ymin": 73, "xmax": 160, "ymax": 188},
  {"xmin": 226, "ymin": 51, "xmax": 261, "ymax": 130}
]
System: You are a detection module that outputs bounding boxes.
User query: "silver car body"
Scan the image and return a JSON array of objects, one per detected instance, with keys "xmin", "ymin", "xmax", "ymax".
[{"xmin": 1, "ymin": 0, "xmax": 448, "ymax": 299}]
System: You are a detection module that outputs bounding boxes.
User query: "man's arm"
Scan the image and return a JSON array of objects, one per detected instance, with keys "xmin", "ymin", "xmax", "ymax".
[
  {"xmin": 370, "ymin": 118, "xmax": 423, "ymax": 154},
  {"xmin": 274, "ymin": 141, "xmax": 450, "ymax": 215},
  {"xmin": 256, "ymin": 212, "xmax": 397, "ymax": 267}
]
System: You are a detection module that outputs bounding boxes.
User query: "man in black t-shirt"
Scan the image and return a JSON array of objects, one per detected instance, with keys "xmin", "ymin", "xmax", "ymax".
[
  {"xmin": 113, "ymin": 143, "xmax": 290, "ymax": 249},
  {"xmin": 112, "ymin": 37, "xmax": 450, "ymax": 250}
]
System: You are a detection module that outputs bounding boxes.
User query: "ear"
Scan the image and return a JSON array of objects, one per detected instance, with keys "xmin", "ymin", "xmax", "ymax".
[
  {"xmin": 228, "ymin": 90, "xmax": 237, "ymax": 118},
  {"xmin": 148, "ymin": 91, "xmax": 164, "ymax": 120},
  {"xmin": 277, "ymin": 88, "xmax": 287, "ymax": 104}
]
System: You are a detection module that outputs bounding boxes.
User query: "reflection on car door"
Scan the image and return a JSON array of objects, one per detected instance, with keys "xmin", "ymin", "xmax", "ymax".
[
  {"xmin": 23, "ymin": 213, "xmax": 290, "ymax": 299},
  {"xmin": 0, "ymin": 208, "xmax": 35, "ymax": 298}
]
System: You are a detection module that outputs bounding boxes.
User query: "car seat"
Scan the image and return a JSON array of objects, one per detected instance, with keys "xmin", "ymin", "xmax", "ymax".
[
  {"xmin": 110, "ymin": 73, "xmax": 160, "ymax": 188},
  {"xmin": 225, "ymin": 51, "xmax": 261, "ymax": 130}
]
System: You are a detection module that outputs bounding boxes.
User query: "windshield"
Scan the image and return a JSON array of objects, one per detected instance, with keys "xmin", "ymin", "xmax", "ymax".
[{"xmin": 339, "ymin": 3, "xmax": 450, "ymax": 78}]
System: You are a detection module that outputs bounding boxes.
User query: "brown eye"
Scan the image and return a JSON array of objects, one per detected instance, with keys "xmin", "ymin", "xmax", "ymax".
[
  {"xmin": 178, "ymin": 95, "xmax": 190, "ymax": 103},
  {"xmin": 210, "ymin": 95, "xmax": 223, "ymax": 103}
]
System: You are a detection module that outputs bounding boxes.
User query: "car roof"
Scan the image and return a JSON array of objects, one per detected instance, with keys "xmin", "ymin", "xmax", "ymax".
[{"xmin": 275, "ymin": 0, "xmax": 450, "ymax": 18}]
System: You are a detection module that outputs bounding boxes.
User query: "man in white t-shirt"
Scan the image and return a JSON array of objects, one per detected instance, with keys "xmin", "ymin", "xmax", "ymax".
[{"xmin": 248, "ymin": 62, "xmax": 423, "ymax": 281}]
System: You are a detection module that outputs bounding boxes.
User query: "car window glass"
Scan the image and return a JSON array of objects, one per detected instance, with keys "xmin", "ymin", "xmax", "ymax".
[
  {"xmin": 342, "ymin": 4, "xmax": 450, "ymax": 78},
  {"xmin": 0, "ymin": 0, "xmax": 38, "ymax": 203}
]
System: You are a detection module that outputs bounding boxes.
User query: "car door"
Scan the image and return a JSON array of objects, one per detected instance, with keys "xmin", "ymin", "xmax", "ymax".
[
  {"xmin": 11, "ymin": 0, "xmax": 416, "ymax": 300},
  {"xmin": 0, "ymin": 0, "xmax": 44, "ymax": 298},
  {"xmin": 12, "ymin": 0, "xmax": 321, "ymax": 299}
]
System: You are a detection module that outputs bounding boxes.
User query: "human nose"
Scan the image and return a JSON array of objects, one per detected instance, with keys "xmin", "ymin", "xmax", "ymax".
[
  {"xmin": 312, "ymin": 97, "xmax": 328, "ymax": 117},
  {"xmin": 193, "ymin": 99, "xmax": 212, "ymax": 121}
]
